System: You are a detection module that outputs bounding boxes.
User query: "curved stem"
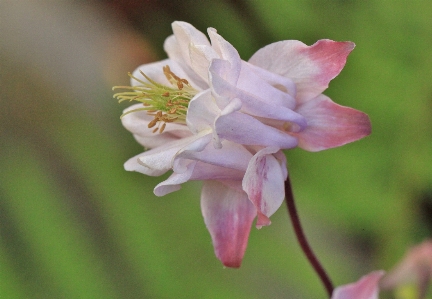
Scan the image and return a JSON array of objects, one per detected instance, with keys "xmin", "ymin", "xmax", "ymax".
[{"xmin": 285, "ymin": 176, "xmax": 334, "ymax": 297}]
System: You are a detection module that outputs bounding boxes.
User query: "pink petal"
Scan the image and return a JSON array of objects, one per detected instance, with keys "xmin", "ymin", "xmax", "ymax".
[
  {"xmin": 249, "ymin": 39, "xmax": 355, "ymax": 102},
  {"xmin": 214, "ymin": 110, "xmax": 299, "ymax": 149},
  {"xmin": 209, "ymin": 60, "xmax": 307, "ymax": 130},
  {"xmin": 242, "ymin": 147, "xmax": 286, "ymax": 228},
  {"xmin": 201, "ymin": 180, "xmax": 257, "ymax": 268},
  {"xmin": 380, "ymin": 240, "xmax": 432, "ymax": 298},
  {"xmin": 292, "ymin": 94, "xmax": 371, "ymax": 152},
  {"xmin": 190, "ymin": 162, "xmax": 245, "ymax": 181},
  {"xmin": 332, "ymin": 271, "xmax": 385, "ymax": 299}
]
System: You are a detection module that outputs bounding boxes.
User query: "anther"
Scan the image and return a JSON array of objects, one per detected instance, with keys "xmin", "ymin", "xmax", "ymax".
[
  {"xmin": 159, "ymin": 123, "xmax": 166, "ymax": 133},
  {"xmin": 148, "ymin": 118, "xmax": 158, "ymax": 128}
]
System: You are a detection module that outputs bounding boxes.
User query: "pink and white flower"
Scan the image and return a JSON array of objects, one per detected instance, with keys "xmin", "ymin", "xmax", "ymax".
[
  {"xmin": 380, "ymin": 240, "xmax": 432, "ymax": 298},
  {"xmin": 332, "ymin": 271, "xmax": 384, "ymax": 299},
  {"xmin": 114, "ymin": 21, "xmax": 371, "ymax": 267}
]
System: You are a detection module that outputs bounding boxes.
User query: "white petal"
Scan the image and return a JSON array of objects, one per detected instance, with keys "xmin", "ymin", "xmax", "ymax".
[
  {"xmin": 171, "ymin": 21, "xmax": 211, "ymax": 66},
  {"xmin": 189, "ymin": 44, "xmax": 218, "ymax": 82},
  {"xmin": 124, "ymin": 134, "xmax": 204, "ymax": 176},
  {"xmin": 153, "ymin": 161, "xmax": 196, "ymax": 196},
  {"xmin": 164, "ymin": 35, "xmax": 208, "ymax": 89},
  {"xmin": 131, "ymin": 59, "xmax": 187, "ymax": 87},
  {"xmin": 208, "ymin": 28, "xmax": 241, "ymax": 85},
  {"xmin": 186, "ymin": 90, "xmax": 220, "ymax": 134},
  {"xmin": 122, "ymin": 104, "xmax": 190, "ymax": 137}
]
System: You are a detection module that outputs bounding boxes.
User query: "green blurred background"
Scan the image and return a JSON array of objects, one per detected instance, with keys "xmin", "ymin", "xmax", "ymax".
[{"xmin": 1, "ymin": 1, "xmax": 431, "ymax": 298}]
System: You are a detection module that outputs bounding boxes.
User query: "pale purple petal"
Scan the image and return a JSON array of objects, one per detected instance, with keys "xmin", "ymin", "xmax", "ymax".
[
  {"xmin": 175, "ymin": 137, "xmax": 253, "ymax": 172},
  {"xmin": 292, "ymin": 94, "xmax": 371, "ymax": 151},
  {"xmin": 208, "ymin": 28, "xmax": 241, "ymax": 85},
  {"xmin": 201, "ymin": 180, "xmax": 257, "ymax": 268},
  {"xmin": 244, "ymin": 62, "xmax": 297, "ymax": 98},
  {"xmin": 237, "ymin": 61, "xmax": 297, "ymax": 110},
  {"xmin": 242, "ymin": 147, "xmax": 286, "ymax": 228},
  {"xmin": 249, "ymin": 39, "xmax": 355, "ymax": 102},
  {"xmin": 215, "ymin": 110, "xmax": 299, "ymax": 149},
  {"xmin": 209, "ymin": 59, "xmax": 307, "ymax": 129},
  {"xmin": 332, "ymin": 271, "xmax": 384, "ymax": 299}
]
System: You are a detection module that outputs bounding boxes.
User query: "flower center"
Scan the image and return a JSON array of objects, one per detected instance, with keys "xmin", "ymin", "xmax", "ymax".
[{"xmin": 113, "ymin": 65, "xmax": 198, "ymax": 133}]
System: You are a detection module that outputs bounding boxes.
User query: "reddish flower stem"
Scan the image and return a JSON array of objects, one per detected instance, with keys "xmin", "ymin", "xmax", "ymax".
[{"xmin": 284, "ymin": 176, "xmax": 334, "ymax": 298}]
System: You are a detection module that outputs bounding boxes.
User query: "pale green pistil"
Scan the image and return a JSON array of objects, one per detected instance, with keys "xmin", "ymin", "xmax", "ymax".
[{"xmin": 113, "ymin": 65, "xmax": 198, "ymax": 133}]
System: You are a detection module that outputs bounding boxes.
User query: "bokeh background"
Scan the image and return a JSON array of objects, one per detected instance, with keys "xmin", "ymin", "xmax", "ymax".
[{"xmin": 1, "ymin": 1, "xmax": 431, "ymax": 298}]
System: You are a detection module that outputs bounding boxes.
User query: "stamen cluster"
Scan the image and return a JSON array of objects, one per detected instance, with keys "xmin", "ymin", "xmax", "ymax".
[{"xmin": 113, "ymin": 65, "xmax": 197, "ymax": 133}]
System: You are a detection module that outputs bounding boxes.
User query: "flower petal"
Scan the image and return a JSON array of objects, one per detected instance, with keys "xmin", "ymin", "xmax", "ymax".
[
  {"xmin": 208, "ymin": 28, "xmax": 241, "ymax": 85},
  {"xmin": 175, "ymin": 137, "xmax": 253, "ymax": 172},
  {"xmin": 189, "ymin": 44, "xmax": 218, "ymax": 82},
  {"xmin": 201, "ymin": 180, "xmax": 257, "ymax": 268},
  {"xmin": 209, "ymin": 59, "xmax": 307, "ymax": 129},
  {"xmin": 380, "ymin": 240, "xmax": 432, "ymax": 298},
  {"xmin": 332, "ymin": 271, "xmax": 385, "ymax": 299},
  {"xmin": 186, "ymin": 90, "xmax": 220, "ymax": 134},
  {"xmin": 164, "ymin": 35, "xmax": 208, "ymax": 89},
  {"xmin": 171, "ymin": 21, "xmax": 211, "ymax": 65},
  {"xmin": 237, "ymin": 61, "xmax": 297, "ymax": 110},
  {"xmin": 215, "ymin": 110, "xmax": 299, "ymax": 149},
  {"xmin": 249, "ymin": 39, "xmax": 355, "ymax": 102},
  {"xmin": 131, "ymin": 59, "xmax": 188, "ymax": 87},
  {"xmin": 154, "ymin": 160, "xmax": 196, "ymax": 196},
  {"xmin": 122, "ymin": 104, "xmax": 191, "ymax": 137},
  {"xmin": 292, "ymin": 94, "xmax": 371, "ymax": 152},
  {"xmin": 124, "ymin": 133, "xmax": 204, "ymax": 176},
  {"xmin": 242, "ymin": 147, "xmax": 286, "ymax": 228}
]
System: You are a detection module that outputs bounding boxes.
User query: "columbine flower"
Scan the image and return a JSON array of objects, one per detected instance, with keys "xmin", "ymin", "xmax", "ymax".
[
  {"xmin": 332, "ymin": 271, "xmax": 384, "ymax": 299},
  {"xmin": 380, "ymin": 240, "xmax": 432, "ymax": 299},
  {"xmin": 113, "ymin": 21, "xmax": 371, "ymax": 267}
]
